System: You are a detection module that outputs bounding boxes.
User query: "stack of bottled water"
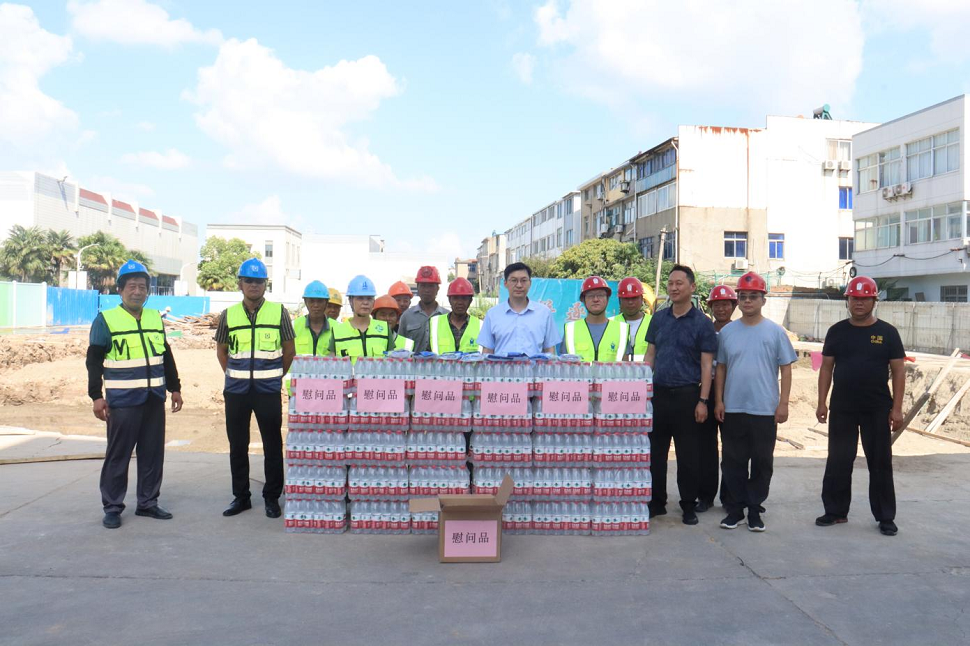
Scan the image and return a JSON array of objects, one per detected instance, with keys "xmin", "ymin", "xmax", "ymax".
[
  {"xmin": 502, "ymin": 501, "xmax": 533, "ymax": 534},
  {"xmin": 468, "ymin": 433, "xmax": 533, "ymax": 466},
  {"xmin": 591, "ymin": 362, "xmax": 654, "ymax": 433},
  {"xmin": 532, "ymin": 502, "xmax": 591, "ymax": 535},
  {"xmin": 344, "ymin": 432, "xmax": 406, "ymax": 466},
  {"xmin": 472, "ymin": 467, "xmax": 534, "ymax": 499},
  {"xmin": 471, "ymin": 357, "xmax": 534, "ymax": 433},
  {"xmin": 285, "ymin": 430, "xmax": 345, "ymax": 464},
  {"xmin": 347, "ymin": 396, "xmax": 411, "ymax": 432},
  {"xmin": 591, "ymin": 502, "xmax": 651, "ymax": 536},
  {"xmin": 406, "ymin": 432, "xmax": 467, "ymax": 465},
  {"xmin": 347, "ymin": 466, "xmax": 409, "ymax": 501},
  {"xmin": 533, "ymin": 356, "xmax": 594, "ymax": 432},
  {"xmin": 284, "ymin": 465, "xmax": 347, "ymax": 501},
  {"xmin": 284, "ymin": 500, "xmax": 347, "ymax": 533},
  {"xmin": 532, "ymin": 434, "xmax": 593, "ymax": 466},
  {"xmin": 592, "ymin": 468, "xmax": 652, "ymax": 502},
  {"xmin": 349, "ymin": 501, "xmax": 411, "ymax": 534},
  {"xmin": 532, "ymin": 468, "xmax": 592, "ymax": 501},
  {"xmin": 410, "ymin": 509, "xmax": 439, "ymax": 534},
  {"xmin": 408, "ymin": 465, "xmax": 470, "ymax": 496},
  {"xmin": 591, "ymin": 434, "xmax": 651, "ymax": 466}
]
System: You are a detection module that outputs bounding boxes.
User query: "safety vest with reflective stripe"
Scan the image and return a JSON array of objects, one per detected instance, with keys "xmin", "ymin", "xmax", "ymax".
[
  {"xmin": 563, "ymin": 318, "xmax": 629, "ymax": 362},
  {"xmin": 332, "ymin": 318, "xmax": 391, "ymax": 363},
  {"xmin": 102, "ymin": 305, "xmax": 167, "ymax": 407},
  {"xmin": 612, "ymin": 312, "xmax": 652, "ymax": 361},
  {"xmin": 395, "ymin": 335, "xmax": 414, "ymax": 351},
  {"xmin": 429, "ymin": 314, "xmax": 481, "ymax": 354},
  {"xmin": 293, "ymin": 316, "xmax": 334, "ymax": 356},
  {"xmin": 225, "ymin": 301, "xmax": 284, "ymax": 395}
]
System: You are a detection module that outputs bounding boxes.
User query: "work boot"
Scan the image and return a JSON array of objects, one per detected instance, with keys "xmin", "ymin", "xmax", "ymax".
[
  {"xmin": 815, "ymin": 513, "xmax": 848, "ymax": 527},
  {"xmin": 682, "ymin": 510, "xmax": 698, "ymax": 525},
  {"xmin": 222, "ymin": 498, "xmax": 252, "ymax": 517},
  {"xmin": 879, "ymin": 521, "xmax": 898, "ymax": 536},
  {"xmin": 719, "ymin": 511, "xmax": 745, "ymax": 529},
  {"xmin": 265, "ymin": 499, "xmax": 282, "ymax": 519},
  {"xmin": 102, "ymin": 512, "xmax": 121, "ymax": 529},
  {"xmin": 747, "ymin": 511, "xmax": 765, "ymax": 532},
  {"xmin": 135, "ymin": 505, "xmax": 173, "ymax": 520}
]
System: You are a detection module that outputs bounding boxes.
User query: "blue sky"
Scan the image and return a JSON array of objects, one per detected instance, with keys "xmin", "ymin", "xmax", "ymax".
[{"xmin": 3, "ymin": 0, "xmax": 970, "ymax": 261}]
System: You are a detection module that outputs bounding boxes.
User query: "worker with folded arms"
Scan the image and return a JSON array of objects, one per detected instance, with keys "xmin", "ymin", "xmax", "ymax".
[
  {"xmin": 563, "ymin": 275, "xmax": 629, "ymax": 361},
  {"xmin": 215, "ymin": 258, "xmax": 295, "ymax": 520},
  {"xmin": 389, "ymin": 281, "xmax": 414, "ymax": 319},
  {"xmin": 87, "ymin": 260, "xmax": 183, "ymax": 529},
  {"xmin": 424, "ymin": 277, "xmax": 482, "ymax": 353},
  {"xmin": 611, "ymin": 276, "xmax": 651, "ymax": 361},
  {"xmin": 714, "ymin": 272, "xmax": 796, "ymax": 532},
  {"xmin": 329, "ymin": 275, "xmax": 397, "ymax": 361},
  {"xmin": 399, "ymin": 266, "xmax": 449, "ymax": 353},
  {"xmin": 815, "ymin": 276, "xmax": 905, "ymax": 537},
  {"xmin": 372, "ymin": 295, "xmax": 414, "ymax": 350}
]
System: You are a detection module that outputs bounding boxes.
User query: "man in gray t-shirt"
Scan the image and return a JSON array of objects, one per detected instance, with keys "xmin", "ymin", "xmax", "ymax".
[{"xmin": 714, "ymin": 272, "xmax": 796, "ymax": 532}]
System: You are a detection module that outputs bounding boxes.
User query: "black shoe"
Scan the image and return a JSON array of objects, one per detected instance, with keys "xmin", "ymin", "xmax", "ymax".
[
  {"xmin": 815, "ymin": 513, "xmax": 848, "ymax": 527},
  {"xmin": 223, "ymin": 498, "xmax": 252, "ymax": 517},
  {"xmin": 649, "ymin": 505, "xmax": 667, "ymax": 518},
  {"xmin": 135, "ymin": 505, "xmax": 173, "ymax": 520},
  {"xmin": 747, "ymin": 511, "xmax": 765, "ymax": 532},
  {"xmin": 719, "ymin": 511, "xmax": 745, "ymax": 529},
  {"xmin": 682, "ymin": 510, "xmax": 698, "ymax": 525},
  {"xmin": 265, "ymin": 499, "xmax": 282, "ymax": 518},
  {"xmin": 879, "ymin": 521, "xmax": 898, "ymax": 536},
  {"xmin": 102, "ymin": 512, "xmax": 121, "ymax": 529},
  {"xmin": 696, "ymin": 500, "xmax": 712, "ymax": 513}
]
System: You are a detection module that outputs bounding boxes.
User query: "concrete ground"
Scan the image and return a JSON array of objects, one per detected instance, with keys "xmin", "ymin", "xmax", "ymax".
[{"xmin": 2, "ymin": 448, "xmax": 970, "ymax": 646}]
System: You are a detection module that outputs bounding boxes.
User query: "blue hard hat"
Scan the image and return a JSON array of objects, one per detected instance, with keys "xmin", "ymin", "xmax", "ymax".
[
  {"xmin": 347, "ymin": 274, "xmax": 376, "ymax": 297},
  {"xmin": 117, "ymin": 259, "xmax": 149, "ymax": 280},
  {"xmin": 238, "ymin": 257, "xmax": 268, "ymax": 279},
  {"xmin": 303, "ymin": 280, "xmax": 330, "ymax": 299}
]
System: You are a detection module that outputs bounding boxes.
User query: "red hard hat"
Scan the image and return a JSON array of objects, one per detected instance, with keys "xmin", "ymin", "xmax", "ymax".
[
  {"xmin": 415, "ymin": 266, "xmax": 441, "ymax": 284},
  {"xmin": 845, "ymin": 276, "xmax": 878, "ymax": 298},
  {"xmin": 617, "ymin": 277, "xmax": 644, "ymax": 298},
  {"xmin": 737, "ymin": 271, "xmax": 767, "ymax": 294},
  {"xmin": 580, "ymin": 275, "xmax": 612, "ymax": 298},
  {"xmin": 447, "ymin": 277, "xmax": 475, "ymax": 297},
  {"xmin": 708, "ymin": 285, "xmax": 738, "ymax": 303}
]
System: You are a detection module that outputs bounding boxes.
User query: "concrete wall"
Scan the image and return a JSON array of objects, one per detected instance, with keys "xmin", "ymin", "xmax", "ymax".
[{"xmin": 764, "ymin": 296, "xmax": 970, "ymax": 354}]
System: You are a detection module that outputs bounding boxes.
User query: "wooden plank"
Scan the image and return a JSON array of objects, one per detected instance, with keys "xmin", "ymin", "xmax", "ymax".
[
  {"xmin": 891, "ymin": 348, "xmax": 961, "ymax": 445},
  {"xmin": 925, "ymin": 376, "xmax": 970, "ymax": 434},
  {"xmin": 905, "ymin": 427, "xmax": 970, "ymax": 449}
]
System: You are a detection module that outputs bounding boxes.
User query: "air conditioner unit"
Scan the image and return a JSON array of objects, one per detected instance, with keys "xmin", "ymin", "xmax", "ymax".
[
  {"xmin": 897, "ymin": 182, "xmax": 913, "ymax": 196},
  {"xmin": 823, "ymin": 277, "xmax": 838, "ymax": 288},
  {"xmin": 839, "ymin": 160, "xmax": 851, "ymax": 171},
  {"xmin": 822, "ymin": 160, "xmax": 837, "ymax": 171},
  {"xmin": 620, "ymin": 181, "xmax": 631, "ymax": 193},
  {"xmin": 882, "ymin": 186, "xmax": 895, "ymax": 200},
  {"xmin": 733, "ymin": 258, "xmax": 749, "ymax": 271}
]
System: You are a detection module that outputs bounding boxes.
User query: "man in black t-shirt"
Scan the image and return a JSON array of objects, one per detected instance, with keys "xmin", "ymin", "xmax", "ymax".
[{"xmin": 815, "ymin": 276, "xmax": 906, "ymax": 536}]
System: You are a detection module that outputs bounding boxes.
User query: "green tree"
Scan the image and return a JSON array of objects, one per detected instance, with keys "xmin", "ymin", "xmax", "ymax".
[
  {"xmin": 0, "ymin": 225, "xmax": 50, "ymax": 282},
  {"xmin": 520, "ymin": 255, "xmax": 557, "ymax": 278},
  {"xmin": 77, "ymin": 231, "xmax": 152, "ymax": 293},
  {"xmin": 197, "ymin": 236, "xmax": 258, "ymax": 291},
  {"xmin": 46, "ymin": 229, "xmax": 76, "ymax": 285}
]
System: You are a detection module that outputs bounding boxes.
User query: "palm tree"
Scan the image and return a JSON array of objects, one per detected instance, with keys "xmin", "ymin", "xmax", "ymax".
[
  {"xmin": 46, "ymin": 230, "xmax": 76, "ymax": 286},
  {"xmin": 77, "ymin": 231, "xmax": 129, "ymax": 293},
  {"xmin": 0, "ymin": 225, "xmax": 50, "ymax": 282}
]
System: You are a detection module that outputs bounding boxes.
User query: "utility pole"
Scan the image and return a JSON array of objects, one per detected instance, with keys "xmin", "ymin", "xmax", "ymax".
[{"xmin": 654, "ymin": 228, "xmax": 667, "ymax": 311}]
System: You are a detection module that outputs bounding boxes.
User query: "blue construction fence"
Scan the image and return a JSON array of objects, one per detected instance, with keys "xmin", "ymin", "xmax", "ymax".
[
  {"xmin": 98, "ymin": 294, "xmax": 210, "ymax": 319},
  {"xmin": 499, "ymin": 277, "xmax": 621, "ymax": 331}
]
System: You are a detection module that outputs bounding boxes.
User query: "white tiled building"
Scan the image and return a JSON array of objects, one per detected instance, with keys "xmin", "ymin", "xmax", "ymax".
[
  {"xmin": 206, "ymin": 224, "xmax": 303, "ymax": 300},
  {"xmin": 852, "ymin": 96, "xmax": 970, "ymax": 301}
]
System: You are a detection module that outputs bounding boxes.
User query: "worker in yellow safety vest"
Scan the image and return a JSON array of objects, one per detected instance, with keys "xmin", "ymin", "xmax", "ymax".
[
  {"xmin": 426, "ymin": 277, "xmax": 481, "ymax": 353},
  {"xmin": 564, "ymin": 275, "xmax": 630, "ymax": 362},
  {"xmin": 612, "ymin": 276, "xmax": 652, "ymax": 361},
  {"xmin": 373, "ymin": 294, "xmax": 414, "ymax": 351},
  {"xmin": 328, "ymin": 275, "xmax": 396, "ymax": 361},
  {"xmin": 293, "ymin": 280, "xmax": 334, "ymax": 356}
]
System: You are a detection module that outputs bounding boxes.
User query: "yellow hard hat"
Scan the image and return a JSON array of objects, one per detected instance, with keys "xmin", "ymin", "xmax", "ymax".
[{"xmin": 328, "ymin": 287, "xmax": 343, "ymax": 305}]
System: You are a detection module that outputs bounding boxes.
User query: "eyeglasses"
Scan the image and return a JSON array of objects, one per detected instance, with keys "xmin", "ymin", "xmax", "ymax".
[
  {"xmin": 737, "ymin": 293, "xmax": 762, "ymax": 301},
  {"xmin": 506, "ymin": 278, "xmax": 530, "ymax": 286},
  {"xmin": 243, "ymin": 278, "xmax": 266, "ymax": 285}
]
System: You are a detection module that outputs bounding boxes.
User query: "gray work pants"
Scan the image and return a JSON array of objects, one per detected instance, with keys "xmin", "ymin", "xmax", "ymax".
[{"xmin": 100, "ymin": 395, "xmax": 166, "ymax": 513}]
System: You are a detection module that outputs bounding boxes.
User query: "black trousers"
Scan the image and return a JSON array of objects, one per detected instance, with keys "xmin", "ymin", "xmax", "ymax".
[
  {"xmin": 100, "ymin": 395, "xmax": 166, "ymax": 514},
  {"xmin": 698, "ymin": 403, "xmax": 720, "ymax": 505},
  {"xmin": 721, "ymin": 413, "xmax": 776, "ymax": 515},
  {"xmin": 822, "ymin": 410, "xmax": 896, "ymax": 522},
  {"xmin": 225, "ymin": 391, "xmax": 284, "ymax": 501},
  {"xmin": 650, "ymin": 385, "xmax": 701, "ymax": 512}
]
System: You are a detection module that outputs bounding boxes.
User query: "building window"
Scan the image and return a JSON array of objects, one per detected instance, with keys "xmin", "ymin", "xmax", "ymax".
[
  {"xmin": 857, "ymin": 153, "xmax": 878, "ymax": 193},
  {"xmin": 609, "ymin": 175, "xmax": 619, "ymax": 190},
  {"xmin": 663, "ymin": 232, "xmax": 676, "ymax": 261},
  {"xmin": 595, "ymin": 184, "xmax": 604, "ymax": 199},
  {"xmin": 838, "ymin": 237, "xmax": 854, "ymax": 260},
  {"xmin": 637, "ymin": 181, "xmax": 676, "ymax": 217},
  {"xmin": 724, "ymin": 231, "xmax": 747, "ymax": 258},
  {"xmin": 907, "ymin": 129, "xmax": 959, "ymax": 181},
  {"xmin": 878, "ymin": 148, "xmax": 901, "ymax": 188},
  {"xmin": 826, "ymin": 139, "xmax": 851, "ymax": 161},
  {"xmin": 941, "ymin": 285, "xmax": 968, "ymax": 302},
  {"xmin": 624, "ymin": 167, "xmax": 633, "ymax": 181},
  {"xmin": 768, "ymin": 233, "xmax": 785, "ymax": 259},
  {"xmin": 624, "ymin": 200, "xmax": 635, "ymax": 224},
  {"xmin": 839, "ymin": 186, "xmax": 853, "ymax": 210},
  {"xmin": 905, "ymin": 203, "xmax": 962, "ymax": 244},
  {"xmin": 264, "ymin": 241, "xmax": 273, "ymax": 258},
  {"xmin": 639, "ymin": 236, "xmax": 654, "ymax": 258}
]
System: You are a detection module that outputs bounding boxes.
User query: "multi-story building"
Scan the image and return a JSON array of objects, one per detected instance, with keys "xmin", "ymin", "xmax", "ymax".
[
  {"xmin": 559, "ymin": 191, "xmax": 581, "ymax": 250},
  {"xmin": 454, "ymin": 258, "xmax": 478, "ymax": 288},
  {"xmin": 592, "ymin": 162, "xmax": 637, "ymax": 244},
  {"xmin": 0, "ymin": 171, "xmax": 200, "ymax": 293},
  {"xmin": 206, "ymin": 224, "xmax": 302, "ymax": 299},
  {"xmin": 477, "ymin": 231, "xmax": 506, "ymax": 295},
  {"xmin": 633, "ymin": 115, "xmax": 877, "ymax": 287},
  {"xmin": 505, "ymin": 217, "xmax": 532, "ymax": 265},
  {"xmin": 851, "ymin": 95, "xmax": 970, "ymax": 301},
  {"xmin": 530, "ymin": 201, "xmax": 561, "ymax": 259},
  {"xmin": 578, "ymin": 172, "xmax": 606, "ymax": 243}
]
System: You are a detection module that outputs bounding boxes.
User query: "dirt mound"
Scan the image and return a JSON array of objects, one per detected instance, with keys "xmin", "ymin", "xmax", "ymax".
[{"xmin": 0, "ymin": 336, "xmax": 88, "ymax": 373}]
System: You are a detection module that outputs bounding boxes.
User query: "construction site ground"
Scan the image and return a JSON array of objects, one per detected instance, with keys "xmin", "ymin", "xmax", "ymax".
[{"xmin": 2, "ymin": 326, "xmax": 970, "ymax": 644}]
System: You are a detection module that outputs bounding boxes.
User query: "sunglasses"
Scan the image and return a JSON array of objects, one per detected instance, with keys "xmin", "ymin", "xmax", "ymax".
[
  {"xmin": 243, "ymin": 278, "xmax": 266, "ymax": 285},
  {"xmin": 737, "ymin": 293, "xmax": 762, "ymax": 301}
]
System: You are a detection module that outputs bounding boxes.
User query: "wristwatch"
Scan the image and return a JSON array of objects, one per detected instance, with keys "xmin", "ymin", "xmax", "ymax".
[{"xmin": 698, "ymin": 397, "xmax": 709, "ymax": 405}]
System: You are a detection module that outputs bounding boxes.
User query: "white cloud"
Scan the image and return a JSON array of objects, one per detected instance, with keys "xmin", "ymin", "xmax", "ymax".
[
  {"xmin": 135, "ymin": 120, "xmax": 155, "ymax": 131},
  {"xmin": 511, "ymin": 52, "xmax": 535, "ymax": 84},
  {"xmin": 861, "ymin": 0, "xmax": 970, "ymax": 65},
  {"xmin": 0, "ymin": 4, "xmax": 78, "ymax": 149},
  {"xmin": 533, "ymin": 0, "xmax": 864, "ymax": 118},
  {"xmin": 183, "ymin": 38, "xmax": 437, "ymax": 191},
  {"xmin": 121, "ymin": 148, "xmax": 192, "ymax": 170},
  {"xmin": 227, "ymin": 194, "xmax": 309, "ymax": 230},
  {"xmin": 76, "ymin": 129, "xmax": 97, "ymax": 146},
  {"xmin": 68, "ymin": 0, "xmax": 223, "ymax": 47},
  {"xmin": 87, "ymin": 175, "xmax": 156, "ymax": 200}
]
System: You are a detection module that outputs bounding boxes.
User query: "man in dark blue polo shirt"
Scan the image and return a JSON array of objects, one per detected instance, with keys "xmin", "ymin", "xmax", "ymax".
[{"xmin": 644, "ymin": 265, "xmax": 718, "ymax": 525}]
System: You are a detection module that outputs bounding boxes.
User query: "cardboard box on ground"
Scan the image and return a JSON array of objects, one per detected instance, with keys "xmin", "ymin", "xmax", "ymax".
[{"xmin": 409, "ymin": 475, "xmax": 514, "ymax": 563}]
